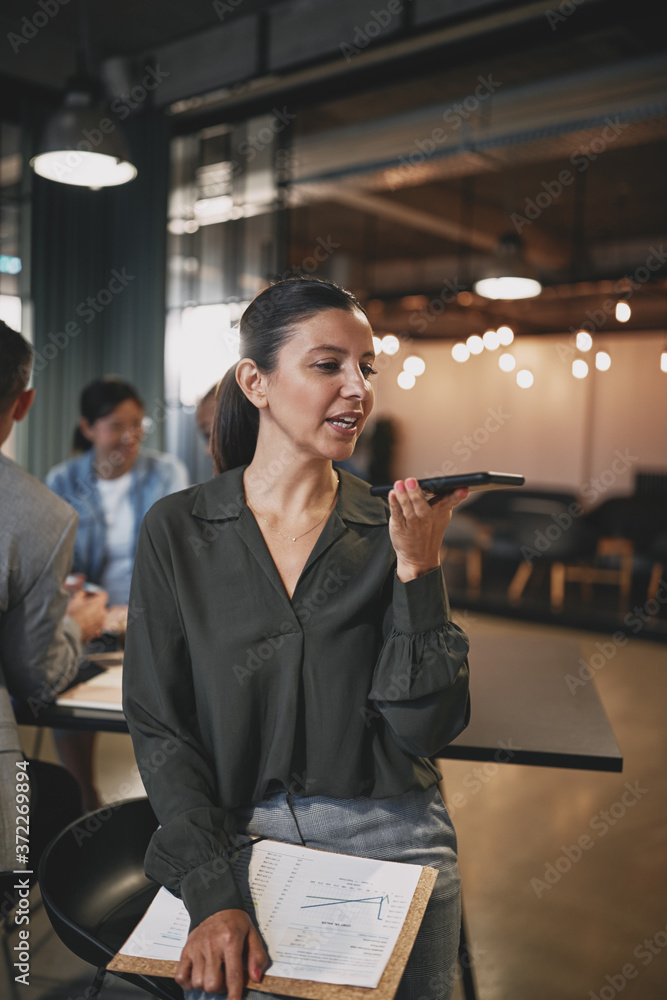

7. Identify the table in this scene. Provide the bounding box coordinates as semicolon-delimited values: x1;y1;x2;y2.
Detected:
16;634;623;771
444;633;623;772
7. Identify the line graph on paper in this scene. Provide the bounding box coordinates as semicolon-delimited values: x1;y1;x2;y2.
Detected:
301;892;390;920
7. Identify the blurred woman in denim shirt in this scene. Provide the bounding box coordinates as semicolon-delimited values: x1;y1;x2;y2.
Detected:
45;375;188;809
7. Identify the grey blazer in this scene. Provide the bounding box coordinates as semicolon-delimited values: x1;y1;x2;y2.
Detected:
0;454;81;871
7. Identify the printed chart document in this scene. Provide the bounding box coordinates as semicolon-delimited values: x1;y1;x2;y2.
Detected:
109;839;435;992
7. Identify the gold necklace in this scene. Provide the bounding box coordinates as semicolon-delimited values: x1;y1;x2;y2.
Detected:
246;472;339;542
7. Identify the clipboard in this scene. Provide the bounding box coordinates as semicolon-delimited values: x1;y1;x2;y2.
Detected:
107;840;438;1000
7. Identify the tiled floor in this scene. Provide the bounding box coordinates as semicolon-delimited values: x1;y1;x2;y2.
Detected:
3;613;666;1000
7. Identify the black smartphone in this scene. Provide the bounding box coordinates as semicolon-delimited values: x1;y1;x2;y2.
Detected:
369;471;525;498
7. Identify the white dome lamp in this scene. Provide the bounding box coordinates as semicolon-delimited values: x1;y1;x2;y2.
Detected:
31;2;137;191
31;73;137;189
474;233;542;301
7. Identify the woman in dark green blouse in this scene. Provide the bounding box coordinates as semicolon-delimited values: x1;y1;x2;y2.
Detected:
123;277;470;1000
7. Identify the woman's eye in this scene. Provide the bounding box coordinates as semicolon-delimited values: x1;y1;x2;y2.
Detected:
315;362;340;371
362;366;378;377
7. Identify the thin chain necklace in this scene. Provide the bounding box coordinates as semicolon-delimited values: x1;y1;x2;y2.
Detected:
246;472;340;542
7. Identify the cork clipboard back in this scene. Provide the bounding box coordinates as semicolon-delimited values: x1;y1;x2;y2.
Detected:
107;864;438;1000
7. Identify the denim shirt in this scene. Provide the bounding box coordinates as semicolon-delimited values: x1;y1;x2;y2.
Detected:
45;448;189;586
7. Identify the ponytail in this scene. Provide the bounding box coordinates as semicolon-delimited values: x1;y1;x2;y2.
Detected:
211;365;259;474
211;277;366;474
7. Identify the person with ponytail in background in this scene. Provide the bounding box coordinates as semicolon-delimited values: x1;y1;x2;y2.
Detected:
46;375;188;809
123;278;471;1000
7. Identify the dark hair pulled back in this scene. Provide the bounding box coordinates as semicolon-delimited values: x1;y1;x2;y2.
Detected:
74;376;144;452
211;277;367;474
0;321;33;412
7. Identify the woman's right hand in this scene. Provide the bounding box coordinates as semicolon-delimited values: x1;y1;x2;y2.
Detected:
175;908;269;998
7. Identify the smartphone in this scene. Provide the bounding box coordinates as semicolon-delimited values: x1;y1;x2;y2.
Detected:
369;471;525;498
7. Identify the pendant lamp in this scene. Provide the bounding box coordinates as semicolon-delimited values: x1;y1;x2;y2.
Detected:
30;2;137;189
474;233;542;300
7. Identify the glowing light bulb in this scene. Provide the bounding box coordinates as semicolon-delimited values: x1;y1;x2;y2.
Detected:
497;325;514;345
572;359;588;379
372;336;383;355
516;369;534;388
615;300;631;322
452;343;470;362
397;371;415;389
595;351;611;371
466;335;484;355
483;329;500;350
381;334;400;355
403;355;426;376
498;353;516;372
576;331;593;352
661;352;667;373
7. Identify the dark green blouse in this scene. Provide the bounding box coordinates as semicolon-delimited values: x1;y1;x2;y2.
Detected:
122;465;470;929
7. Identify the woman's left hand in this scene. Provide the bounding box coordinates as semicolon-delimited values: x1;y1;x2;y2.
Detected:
388;478;469;582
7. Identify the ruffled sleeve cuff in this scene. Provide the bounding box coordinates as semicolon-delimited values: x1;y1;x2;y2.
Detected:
391;565;450;633
180;859;246;929
368;567;469;703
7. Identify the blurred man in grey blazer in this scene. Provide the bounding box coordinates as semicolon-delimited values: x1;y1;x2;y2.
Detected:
0;321;106;878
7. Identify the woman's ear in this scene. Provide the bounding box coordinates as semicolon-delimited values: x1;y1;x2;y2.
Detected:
236;358;268;409
78;416;95;442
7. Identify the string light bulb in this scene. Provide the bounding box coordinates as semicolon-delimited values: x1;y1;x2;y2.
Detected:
466;334;484;355
576;331;593;351
615;299;631;322
403;355;426;376
381;334;399;355
499;353;516;372
452;343;470;362
595;351;611;371
572;359;589;379
397;371;415;389
497;325;514;345
516;369;534;388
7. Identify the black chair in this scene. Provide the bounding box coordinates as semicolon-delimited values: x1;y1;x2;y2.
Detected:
439;510;491;598
38;796;182;1000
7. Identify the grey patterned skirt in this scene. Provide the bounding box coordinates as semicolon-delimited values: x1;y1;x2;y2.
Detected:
184;782;461;1000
